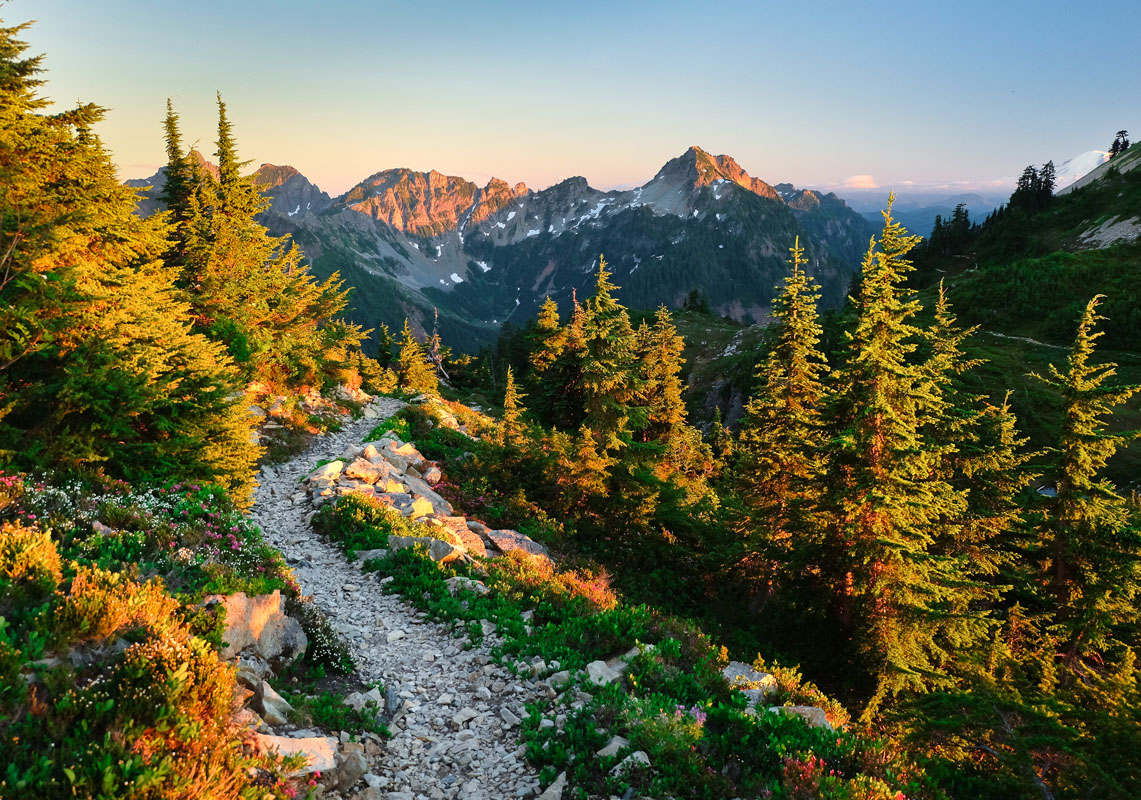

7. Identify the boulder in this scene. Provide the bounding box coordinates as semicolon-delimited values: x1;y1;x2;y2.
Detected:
403;475;454;515
466;519;491;537
609;750;650;777
254;733;337;776
387;534;463;564
343;687;384;712
309;460;345;482
445;576;490;597
362;443;384;463
340;444;364;462
402;497;436;519
486;529;549;559
723;661;778;696
205;590;306;671
344;457;383;484
387;440;421;458
423;465;443;485
537;772;566;800
254;680;294;726
336;749;369;792
379;453;410;474
355;548;388;563
596;735;629;758
586;660;622;686
248;405;268;419
768;705;833;730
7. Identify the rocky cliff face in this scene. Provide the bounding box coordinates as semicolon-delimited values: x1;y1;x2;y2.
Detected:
129;146;875;351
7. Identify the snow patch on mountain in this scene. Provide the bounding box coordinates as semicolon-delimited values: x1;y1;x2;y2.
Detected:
1054;150;1110;191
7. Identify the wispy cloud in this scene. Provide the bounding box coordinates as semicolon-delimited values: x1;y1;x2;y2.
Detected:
843;174;878;189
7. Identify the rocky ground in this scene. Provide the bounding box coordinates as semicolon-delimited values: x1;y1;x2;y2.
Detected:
249;397;550;800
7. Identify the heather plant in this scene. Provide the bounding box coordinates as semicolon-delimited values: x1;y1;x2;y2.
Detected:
0;532;299;800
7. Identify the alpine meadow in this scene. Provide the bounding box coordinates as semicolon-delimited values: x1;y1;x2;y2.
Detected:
1;5;1139;800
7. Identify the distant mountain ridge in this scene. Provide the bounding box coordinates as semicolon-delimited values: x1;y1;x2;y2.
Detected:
130;146;875;349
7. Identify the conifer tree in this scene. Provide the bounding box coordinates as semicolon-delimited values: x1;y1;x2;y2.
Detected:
922;285;1035;576
738;237;828;548
0;23;258;502
426;308;449;380
823;197;977;719
635;307;688;444
375;322;395;368
634;306;712;498
530;296;563;373
581;256;641;451
498;366;526;448
396;319;438;395
1031;296;1141;664
162;96;363;389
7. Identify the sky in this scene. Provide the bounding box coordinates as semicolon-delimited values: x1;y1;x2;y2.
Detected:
7;0;1138;199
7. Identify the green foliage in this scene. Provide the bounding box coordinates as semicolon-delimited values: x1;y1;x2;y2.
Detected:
278;686;388;738
1029;296;1141;660
737;237;828;571
395;318;439;395
0;25;259;504
163;96;368;393
312;492;451;558
0;511;297;800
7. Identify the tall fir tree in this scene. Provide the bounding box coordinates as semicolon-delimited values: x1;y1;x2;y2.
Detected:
580;256;641;452
823;197;979;719
634;306;712;499
498;366;526;449
737;237;829;550
162;96;364;389
922;284;1035;578
1031;295;1141;665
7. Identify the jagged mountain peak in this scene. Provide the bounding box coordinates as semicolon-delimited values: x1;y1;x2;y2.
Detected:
252;163;303;189
650;146;779;201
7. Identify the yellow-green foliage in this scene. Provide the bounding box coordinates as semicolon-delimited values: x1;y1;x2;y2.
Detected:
488;549;618;613
0;522;62;613
56;566;181;643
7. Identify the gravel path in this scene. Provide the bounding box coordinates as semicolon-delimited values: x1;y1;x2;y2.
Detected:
249;398;546;800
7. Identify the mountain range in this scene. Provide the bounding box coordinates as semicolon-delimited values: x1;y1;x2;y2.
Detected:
130;146;875;349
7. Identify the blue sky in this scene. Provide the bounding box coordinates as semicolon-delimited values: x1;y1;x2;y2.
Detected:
7;0;1138;197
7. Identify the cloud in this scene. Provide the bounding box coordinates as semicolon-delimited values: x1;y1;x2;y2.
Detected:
843;174;879;189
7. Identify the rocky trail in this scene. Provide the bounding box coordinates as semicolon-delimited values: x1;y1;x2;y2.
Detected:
249;397;548;800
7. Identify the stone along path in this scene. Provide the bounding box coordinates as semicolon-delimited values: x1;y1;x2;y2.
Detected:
250;398;546;800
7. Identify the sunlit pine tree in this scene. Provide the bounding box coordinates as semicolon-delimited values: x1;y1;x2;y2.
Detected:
737;237;829;552
823;196;975;720
1031;295;1141;666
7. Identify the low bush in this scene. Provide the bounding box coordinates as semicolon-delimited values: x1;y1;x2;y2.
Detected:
0;531;299;799
312;493;453;557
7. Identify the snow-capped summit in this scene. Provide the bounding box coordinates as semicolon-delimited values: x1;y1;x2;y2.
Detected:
1053;150;1110;192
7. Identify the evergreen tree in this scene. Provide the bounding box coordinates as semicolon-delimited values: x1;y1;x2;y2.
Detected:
634;306;712;498
921;285;1036;589
498;366;526;448
374;322;395;368
580;256;641;452
737;237;829;549
823;197;979;719
396;319;438;395
0;23;258;502
530;296;562;373
1031;295;1141;665
162;96;363;389
528;293;586;430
